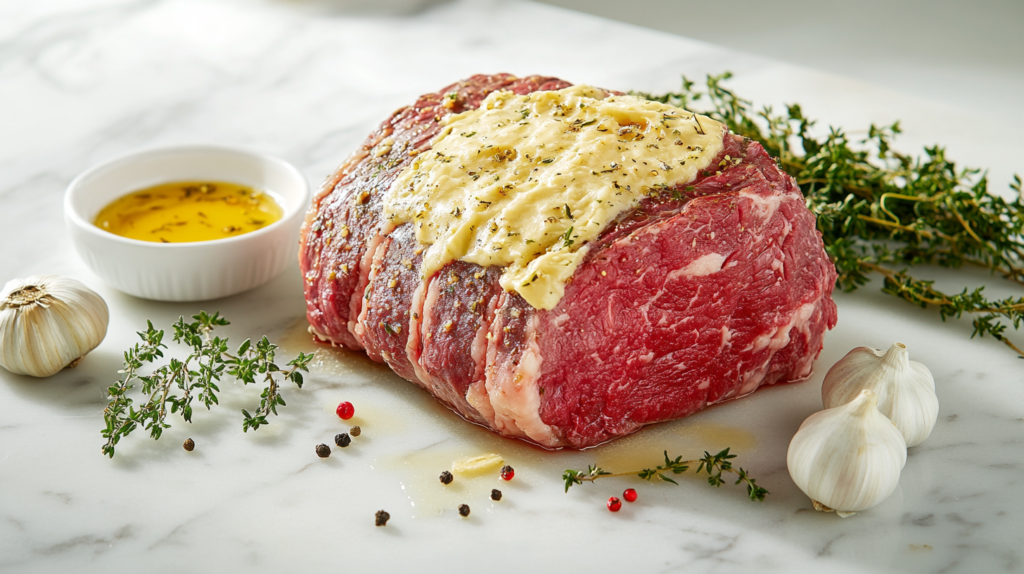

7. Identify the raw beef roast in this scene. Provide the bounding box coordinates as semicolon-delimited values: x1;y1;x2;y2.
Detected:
299;74;838;449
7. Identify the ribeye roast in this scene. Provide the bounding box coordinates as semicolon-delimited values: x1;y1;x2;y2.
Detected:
300;74;837;449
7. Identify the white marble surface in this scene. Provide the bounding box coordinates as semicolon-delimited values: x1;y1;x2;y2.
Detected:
538;0;1024;119
1;1;1023;572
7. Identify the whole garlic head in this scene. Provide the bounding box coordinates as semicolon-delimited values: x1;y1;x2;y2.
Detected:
788;389;907;516
0;275;109;377
822;343;938;447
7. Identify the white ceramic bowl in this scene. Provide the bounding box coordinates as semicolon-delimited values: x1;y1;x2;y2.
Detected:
64;145;309;301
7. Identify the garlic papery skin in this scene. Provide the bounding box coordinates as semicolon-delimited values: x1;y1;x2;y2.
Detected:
0;275;109;378
788;389;907;516
822;343;938;447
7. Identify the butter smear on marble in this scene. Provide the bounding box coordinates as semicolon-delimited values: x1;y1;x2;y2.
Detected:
384;85;725;309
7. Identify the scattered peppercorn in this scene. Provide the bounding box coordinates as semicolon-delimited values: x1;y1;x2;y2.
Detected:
491;489;502;501
336;401;355;420
375;510;390;527
183;438;195;452
607;496;622;512
335;433;351;447
500;465;515;481
439;470;454;485
623;488;638;503
350;425;361;437
315;444;331;458
458;504;471;517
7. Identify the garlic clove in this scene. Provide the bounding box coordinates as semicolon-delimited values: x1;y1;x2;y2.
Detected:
0;275;109;378
822;343;938;447
788;389;907;515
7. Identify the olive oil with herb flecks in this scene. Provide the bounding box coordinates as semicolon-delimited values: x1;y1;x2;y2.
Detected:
93;181;283;243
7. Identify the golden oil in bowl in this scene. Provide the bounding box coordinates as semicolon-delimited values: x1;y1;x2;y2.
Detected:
93;181;283;243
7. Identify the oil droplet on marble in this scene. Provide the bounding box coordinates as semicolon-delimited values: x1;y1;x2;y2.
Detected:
278;319;759;514
380;447;509;517
593;421;758;472
276;318;394;383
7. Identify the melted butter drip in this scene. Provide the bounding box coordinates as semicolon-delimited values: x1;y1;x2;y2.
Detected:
593;422;758;472
385;85;726;310
278;317;760;518
379;447;519;517
373;417;758;518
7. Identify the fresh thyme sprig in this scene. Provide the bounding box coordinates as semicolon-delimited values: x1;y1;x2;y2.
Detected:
636;73;1024;357
563;448;768;502
101;312;314;458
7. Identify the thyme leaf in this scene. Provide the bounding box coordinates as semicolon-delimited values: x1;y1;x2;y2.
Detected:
100;312;314;458
562;226;575;248
636;73;1024;357
563;448;768;502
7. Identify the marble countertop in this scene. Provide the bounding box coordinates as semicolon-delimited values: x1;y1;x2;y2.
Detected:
1;1;1022;572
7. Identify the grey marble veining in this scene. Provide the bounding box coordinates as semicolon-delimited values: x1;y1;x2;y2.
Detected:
1;1;1022;572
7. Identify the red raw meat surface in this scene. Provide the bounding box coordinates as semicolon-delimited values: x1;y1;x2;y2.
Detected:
299;74;837;448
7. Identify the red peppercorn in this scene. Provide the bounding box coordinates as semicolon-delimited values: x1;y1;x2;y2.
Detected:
336;401;355;420
500;465;515;481
607;496;622;512
623;488;638;503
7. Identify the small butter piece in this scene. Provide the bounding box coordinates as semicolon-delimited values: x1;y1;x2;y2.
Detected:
452;453;504;475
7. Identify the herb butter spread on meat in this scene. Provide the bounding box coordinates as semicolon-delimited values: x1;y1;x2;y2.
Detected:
299;74;838;449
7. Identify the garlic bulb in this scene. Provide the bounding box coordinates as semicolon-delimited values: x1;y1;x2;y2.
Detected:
788;389;907;516
0;275;109;377
822;343;938;447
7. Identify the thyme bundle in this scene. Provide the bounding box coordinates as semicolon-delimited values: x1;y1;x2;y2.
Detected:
636;73;1024;357
101;312;313;458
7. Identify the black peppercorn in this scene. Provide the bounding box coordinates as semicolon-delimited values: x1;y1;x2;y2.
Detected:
375;510;390;527
335;433;351;447
350;426;361;437
315;443;331;458
183;438;195;452
439;470;454;485
458;504;470;517
491;489;502;501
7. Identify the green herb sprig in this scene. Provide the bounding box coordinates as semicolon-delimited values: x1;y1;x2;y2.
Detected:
562;225;575;248
636;73;1024;356
563;448;768;502
101;312;314;458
